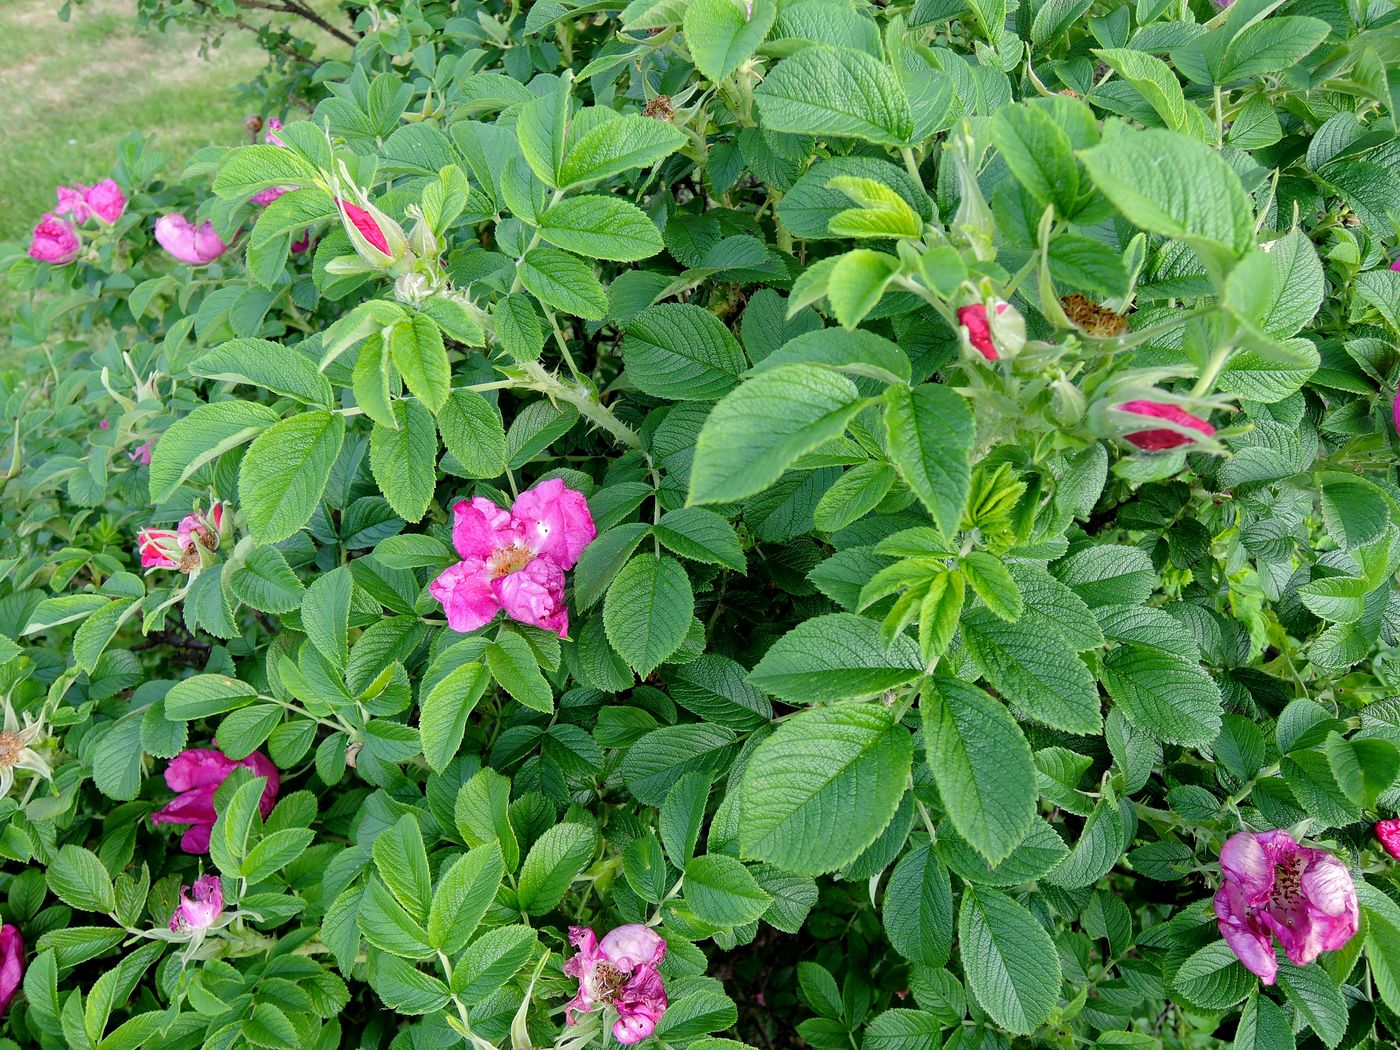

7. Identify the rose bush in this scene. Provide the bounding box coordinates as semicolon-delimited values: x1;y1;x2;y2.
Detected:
2;0;1400;1047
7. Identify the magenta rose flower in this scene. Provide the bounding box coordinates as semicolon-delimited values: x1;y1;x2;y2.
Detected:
1116;399;1215;451
55;184;92;224
28;214;80;264
1391;258;1400;272
154;214;231;266
128;440;154;466
84;179;127;224
957;302;1007;361
0;925;21;1018
250;186;288;207
429;479;596;639
564;924;668;1045
1214;830;1359;984
169;873;224;932
1377;819;1400;859
151;747;280;854
265;116;285;147
136;503;228;572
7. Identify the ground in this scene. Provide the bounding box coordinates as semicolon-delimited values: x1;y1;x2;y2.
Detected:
0;0;342;241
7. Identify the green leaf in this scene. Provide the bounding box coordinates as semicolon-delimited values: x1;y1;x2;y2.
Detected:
756;46;914;145
370;400;438;522
486;633;554;714
1170;940;1254;1011
962;609;1101;734
453;924;538;1003
193;339;333;407
539;195;664;261
239;410;346;545
419;662;490;773
149;400;278;503
427;842;505;955
1079;129;1253;270
437;389;508;479
1100;642;1222;746
990;104;1080;215
665;653;772;729
961;552;1023;622
882;844;954;968
1359;881;1400;1018
654;507;746;571
517;822;599;915
1276;959;1347;1047
689;365;863;504
748;612;923;702
228;547;305;614
623;723;739;806
958;886;1061;1035
558;114;687;189
1095;49;1189;134
390;315;451;413
922;678;1036;865
603;553;695;676
372;815;433;923
1235;993;1294;1050
684;0;776;84
862;1010;944;1050
739;702;913;876
813;462;896;533
827;249;901;329
47;846;115;913
303;565;352;670
165;674;258;720
623;304;748;401
518;246;608;320
1323;732;1400;810
684;854;772;927
883;384;973;541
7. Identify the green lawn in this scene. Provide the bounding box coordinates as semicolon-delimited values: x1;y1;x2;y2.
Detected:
0;0;344;242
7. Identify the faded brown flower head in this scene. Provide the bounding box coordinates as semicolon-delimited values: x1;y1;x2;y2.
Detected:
244;114;265;136
1062;293;1130;337
643;95;674;121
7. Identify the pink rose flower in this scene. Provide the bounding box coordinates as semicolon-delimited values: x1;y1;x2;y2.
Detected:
169;873;224;932
250;186;287;207
136;503;227;572
28;214;80;265
1377;819;1400;859
0;925;21;1018
429;479;596;639
338;198;392;257
265;116;285;147
957;302;1008;361
1391;258;1400;272
98;419;111;430
128;441;153;466
1214;830;1358;984
154;214;231;266
291;232;313;254
151;747;279;854
84;179;127;224
1116;399;1215;451
55;184;92;224
564;924;668;1045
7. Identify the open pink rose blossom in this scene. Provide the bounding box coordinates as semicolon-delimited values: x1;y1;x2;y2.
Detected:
151;747;279;854
564;924;668;1045
169;874;224;932
154;214;231;266
0;925;20;1018
28;215;80;264
1214;830;1358;984
128;440;154;466
137;503;226;571
55;179;126;225
957;302;1008;361
429;479;595;639
1116;399;1215;451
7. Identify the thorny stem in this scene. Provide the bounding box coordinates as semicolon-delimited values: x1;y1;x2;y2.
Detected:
517;361;640;449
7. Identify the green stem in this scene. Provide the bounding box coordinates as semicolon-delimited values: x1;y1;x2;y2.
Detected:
1191;341;1235;398
517;361;640;449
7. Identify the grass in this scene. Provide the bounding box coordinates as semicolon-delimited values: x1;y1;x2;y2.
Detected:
0;0;345;242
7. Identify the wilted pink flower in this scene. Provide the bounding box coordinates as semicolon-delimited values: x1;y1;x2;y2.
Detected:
1214;830;1358;984
958;302;1008;361
169;873;224;932
28;214;80;264
564;924;668;1045
0;925;20;1018
1116;400;1215;451
430;479;596;639
55;184;91;223
250;186;287;207
84;179;127;224
151;747;279;854
265;116;285;147
154;214;230;266
136;503;228;572
128;441;153;466
1377;819;1400;859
